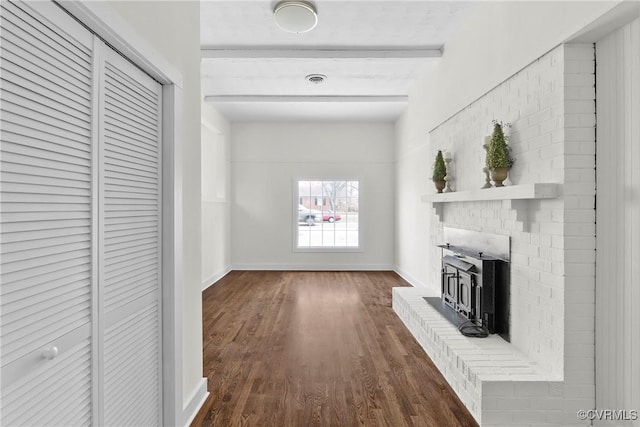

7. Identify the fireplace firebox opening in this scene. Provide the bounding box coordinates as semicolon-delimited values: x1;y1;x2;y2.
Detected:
425;227;510;341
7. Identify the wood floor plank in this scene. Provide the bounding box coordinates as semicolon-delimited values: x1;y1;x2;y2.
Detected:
192;271;478;427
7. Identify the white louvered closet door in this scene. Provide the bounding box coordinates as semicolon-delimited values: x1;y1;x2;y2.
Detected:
1;1;163;425
98;43;163;427
0;1;95;425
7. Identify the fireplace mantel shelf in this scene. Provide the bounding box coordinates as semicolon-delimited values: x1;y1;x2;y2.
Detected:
422;183;559;203
422;183;561;230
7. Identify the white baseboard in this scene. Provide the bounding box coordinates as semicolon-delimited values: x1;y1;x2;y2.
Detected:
393;267;426;288
202;266;232;291
231;263;394;271
182;377;208;427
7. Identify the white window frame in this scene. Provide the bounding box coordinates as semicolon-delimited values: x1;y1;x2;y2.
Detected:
293;177;363;253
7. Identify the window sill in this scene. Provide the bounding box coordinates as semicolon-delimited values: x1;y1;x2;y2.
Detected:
294;246;363;253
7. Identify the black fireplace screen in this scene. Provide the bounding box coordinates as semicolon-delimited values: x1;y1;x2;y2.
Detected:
441;255;476;319
431;244;510;340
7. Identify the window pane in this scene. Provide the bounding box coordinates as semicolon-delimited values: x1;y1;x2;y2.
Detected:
298;228;310;246
296;180;359;249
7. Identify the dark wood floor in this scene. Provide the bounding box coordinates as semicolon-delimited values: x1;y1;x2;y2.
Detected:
191;271;478;427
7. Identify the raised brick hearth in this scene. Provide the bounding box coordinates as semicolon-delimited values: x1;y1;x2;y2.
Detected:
393;288;563;426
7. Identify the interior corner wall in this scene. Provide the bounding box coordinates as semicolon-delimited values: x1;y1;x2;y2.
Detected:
394;85;433;286
230;122;395;270
101;0;204;417
201;101;231;289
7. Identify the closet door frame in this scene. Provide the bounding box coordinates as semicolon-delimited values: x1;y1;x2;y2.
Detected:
59;2;185;425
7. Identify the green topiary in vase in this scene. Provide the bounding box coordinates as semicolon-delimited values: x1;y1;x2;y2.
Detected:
486;121;515;187
433;150;447;193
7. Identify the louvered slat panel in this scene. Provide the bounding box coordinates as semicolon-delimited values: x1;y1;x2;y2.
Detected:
1;217;90;233
104;302;160;427
103;80;158;121
0;1;92;85
105;248;157;271
105;267;157;295
106;277;157;313
102;223;157;236
2;121;92;156
0;225;89;243
1;110;91;145
104;106;158;141
104;131;158;159
3;275;90;317
105;216;157;228
1;201;91;213
104;87;157;121
105;229;157;245
2;268;90;306
595;18;640;420
2;339;92;427
2;80;91;123
104;253;157;280
0;64;90;116
104;177;158;193
105;146;158;170
1;239;90;265
2;90;91;131
104;161;158;182
0;1;94;424
1;231;90;254
3;292;90;363
100;44;162;424
104;154;158;177
104;189;157;200
2;170;91;190
104;63;158;117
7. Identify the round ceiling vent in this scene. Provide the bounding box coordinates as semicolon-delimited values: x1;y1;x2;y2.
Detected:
274;1;318;34
306;74;326;84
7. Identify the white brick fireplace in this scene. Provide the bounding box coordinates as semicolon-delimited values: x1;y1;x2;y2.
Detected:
394;43;596;426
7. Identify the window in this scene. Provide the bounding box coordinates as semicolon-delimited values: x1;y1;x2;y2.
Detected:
296;180;360;249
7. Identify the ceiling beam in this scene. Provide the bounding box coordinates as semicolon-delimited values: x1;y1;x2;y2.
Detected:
201;47;442;59
204;95;408;103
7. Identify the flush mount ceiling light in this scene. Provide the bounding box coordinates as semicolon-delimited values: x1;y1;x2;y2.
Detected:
274;1;318;34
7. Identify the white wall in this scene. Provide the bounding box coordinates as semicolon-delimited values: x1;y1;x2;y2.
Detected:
201;101;231;289
395;0;617;289
101;0;204;418
595;18;640;427
420;1;619;133
231;123;395;270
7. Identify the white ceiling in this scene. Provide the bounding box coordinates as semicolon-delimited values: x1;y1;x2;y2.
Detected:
200;1;472;122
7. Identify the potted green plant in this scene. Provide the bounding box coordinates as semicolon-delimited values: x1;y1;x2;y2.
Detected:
486;121;515;187
433;150;447;193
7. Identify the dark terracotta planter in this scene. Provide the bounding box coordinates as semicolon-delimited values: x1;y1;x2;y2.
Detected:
433;179;446;193
490;167;510;187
